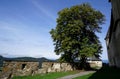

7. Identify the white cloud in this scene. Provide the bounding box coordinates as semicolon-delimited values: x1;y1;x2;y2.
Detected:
0;20;59;59
31;0;56;21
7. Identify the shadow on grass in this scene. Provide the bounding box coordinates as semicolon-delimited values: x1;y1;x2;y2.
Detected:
88;64;120;79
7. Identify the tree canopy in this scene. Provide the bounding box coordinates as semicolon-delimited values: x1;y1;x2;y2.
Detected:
50;3;105;64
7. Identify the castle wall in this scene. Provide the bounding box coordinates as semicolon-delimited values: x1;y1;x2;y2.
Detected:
0;60;103;79
106;0;120;68
0;61;74;79
0;61;39;79
35;62;74;74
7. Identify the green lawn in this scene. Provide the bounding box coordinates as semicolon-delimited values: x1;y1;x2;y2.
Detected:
74;65;120;79
12;71;79;79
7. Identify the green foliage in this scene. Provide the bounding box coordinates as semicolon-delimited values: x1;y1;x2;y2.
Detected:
50;3;105;64
12;71;78;79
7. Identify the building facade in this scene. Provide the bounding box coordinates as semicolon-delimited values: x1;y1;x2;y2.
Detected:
105;0;120;67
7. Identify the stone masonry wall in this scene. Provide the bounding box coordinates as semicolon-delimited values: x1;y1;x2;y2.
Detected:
0;61;39;79
35;62;74;74
0;61;74;79
106;0;120;68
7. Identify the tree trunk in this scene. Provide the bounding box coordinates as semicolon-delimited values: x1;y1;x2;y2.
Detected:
80;55;87;70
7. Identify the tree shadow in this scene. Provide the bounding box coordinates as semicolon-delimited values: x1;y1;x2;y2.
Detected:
88;63;120;79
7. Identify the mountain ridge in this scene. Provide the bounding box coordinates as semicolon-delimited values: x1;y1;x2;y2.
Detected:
0;55;57;67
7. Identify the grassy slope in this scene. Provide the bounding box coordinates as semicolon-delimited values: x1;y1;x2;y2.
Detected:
74;65;120;79
12;71;79;79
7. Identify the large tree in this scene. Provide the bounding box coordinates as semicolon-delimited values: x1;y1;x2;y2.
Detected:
50;3;105;68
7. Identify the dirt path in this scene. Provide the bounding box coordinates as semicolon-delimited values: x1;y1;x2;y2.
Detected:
57;71;95;79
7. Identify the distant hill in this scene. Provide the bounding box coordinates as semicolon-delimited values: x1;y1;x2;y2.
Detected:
0;55;57;67
4;57;48;62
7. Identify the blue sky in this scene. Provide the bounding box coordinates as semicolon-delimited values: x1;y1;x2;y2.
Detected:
0;0;111;60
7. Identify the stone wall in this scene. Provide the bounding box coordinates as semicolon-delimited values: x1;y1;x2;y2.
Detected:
106;25;120;67
106;0;120;68
0;61;39;79
35;62;74;74
0;61;74;79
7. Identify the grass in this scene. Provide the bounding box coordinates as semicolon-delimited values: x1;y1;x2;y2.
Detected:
74;64;120;79
12;70;79;79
